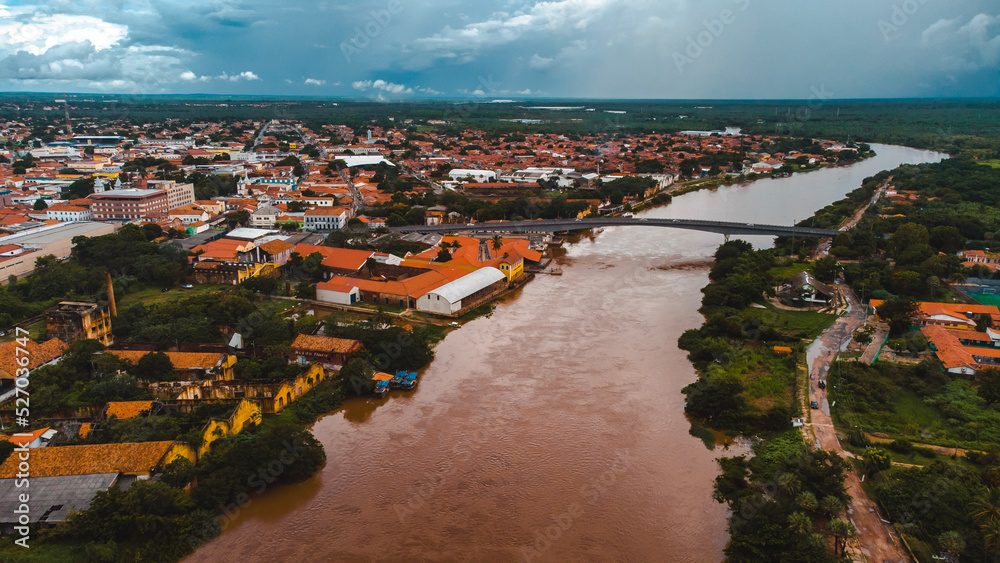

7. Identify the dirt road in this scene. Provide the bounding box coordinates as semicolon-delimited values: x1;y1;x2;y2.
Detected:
804;283;911;563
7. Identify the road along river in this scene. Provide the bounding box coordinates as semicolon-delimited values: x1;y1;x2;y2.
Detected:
188;144;944;563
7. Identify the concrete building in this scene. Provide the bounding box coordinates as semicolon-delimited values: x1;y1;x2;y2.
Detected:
0;222;115;282
88;188;169;222
45;302;114;346
416;267;507;316
45;204;92;222
147;180;195;211
250;204;280;228
304;206;350;231
449;169;497;183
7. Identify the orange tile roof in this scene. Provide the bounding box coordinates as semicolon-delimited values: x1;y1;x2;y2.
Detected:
105;400;156;420
0;441;177;478
105;350;226;370
0;338;67;379
0;427;50;447
258;239;294;254
78;423;92;439
292;244;373;271
291;334;362;354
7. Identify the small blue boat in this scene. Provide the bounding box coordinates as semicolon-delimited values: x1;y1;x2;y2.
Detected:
390;370;418;390
374;380;390;397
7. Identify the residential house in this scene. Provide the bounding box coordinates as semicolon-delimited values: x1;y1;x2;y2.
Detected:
291;334;363;367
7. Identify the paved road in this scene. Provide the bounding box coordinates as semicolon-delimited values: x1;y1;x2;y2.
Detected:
804;283;910;563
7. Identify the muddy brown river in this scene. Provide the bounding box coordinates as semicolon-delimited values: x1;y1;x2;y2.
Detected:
188;145;944;562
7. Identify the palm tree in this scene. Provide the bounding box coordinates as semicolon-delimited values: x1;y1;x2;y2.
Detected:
788;511;812;536
490;234;503;256
828;519;856;558
981;518;1000;563
972;488;1000;562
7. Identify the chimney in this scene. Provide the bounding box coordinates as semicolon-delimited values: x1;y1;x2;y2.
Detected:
106;271;117;317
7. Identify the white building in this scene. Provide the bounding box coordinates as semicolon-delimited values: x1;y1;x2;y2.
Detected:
46;204;92;222
250;205;280;228
316;282;360;305
304;207;350;231
449;169;497;183
416;267;507;316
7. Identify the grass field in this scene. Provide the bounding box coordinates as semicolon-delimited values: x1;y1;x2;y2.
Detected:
117;283;231;307
978;159;1000;169
969;292;1000;307
745;303;838;340
768;262;811;280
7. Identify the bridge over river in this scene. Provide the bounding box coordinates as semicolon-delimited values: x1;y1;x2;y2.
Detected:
389;217;840;238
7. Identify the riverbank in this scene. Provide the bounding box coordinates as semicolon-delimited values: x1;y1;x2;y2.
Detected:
184;144;945;562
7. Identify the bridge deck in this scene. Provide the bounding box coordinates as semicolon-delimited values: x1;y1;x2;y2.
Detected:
388;218;839;238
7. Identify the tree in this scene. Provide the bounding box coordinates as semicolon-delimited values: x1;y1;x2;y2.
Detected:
979;368;1000;405
938;531;964;563
33;198;48;210
811;255;840;284
863;448;891;476
133;352;175;382
490;234;503;254
788;511;813;536
829;519;856;557
890;222;930;257
819;495;844;518
436;248;452;262
875;296;919;335
796;491;818;512
227;209;250;228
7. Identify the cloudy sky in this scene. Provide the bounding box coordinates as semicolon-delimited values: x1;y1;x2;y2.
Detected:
0;0;997;99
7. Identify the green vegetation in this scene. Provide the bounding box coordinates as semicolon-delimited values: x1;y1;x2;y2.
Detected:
713;431;850;562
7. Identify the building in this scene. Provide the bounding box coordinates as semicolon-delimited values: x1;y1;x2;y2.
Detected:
147;180;195;211
155;364;328;414
921;325;1000;376
0;338;67;402
0;441;194;530
784;272;836;305
0;221;115;281
250;204;281;228
315;282;360;305
416;267;507;316
45;203;92;222
168;204;210;224
88;188;169;222
45;301;113;346
103;350;237;380
196;399;260;458
449;169;497;183
290;334;363;367
872;300;1000;330
303;206;350;231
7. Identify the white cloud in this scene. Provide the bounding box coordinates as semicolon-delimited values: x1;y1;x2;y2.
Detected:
304;77;325;86
0;11;127;56
412;0;617;58
219;70;260;81
922;13;1000;71
352;78;414;94
528;54;554;69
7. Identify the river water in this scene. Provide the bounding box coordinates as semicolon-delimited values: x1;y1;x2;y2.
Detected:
188;144;944;563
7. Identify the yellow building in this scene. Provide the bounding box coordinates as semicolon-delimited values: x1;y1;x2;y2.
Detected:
497;252;524;282
165;363;329;414
45;302;113;346
197;399;261;458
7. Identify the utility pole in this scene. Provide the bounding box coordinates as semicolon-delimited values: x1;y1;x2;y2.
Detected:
62;94;72;135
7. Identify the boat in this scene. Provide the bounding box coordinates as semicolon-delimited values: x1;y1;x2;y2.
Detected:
391;370;418;390
374;380;390;397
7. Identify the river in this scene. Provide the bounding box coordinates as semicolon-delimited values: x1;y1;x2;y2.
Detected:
188;144;944;563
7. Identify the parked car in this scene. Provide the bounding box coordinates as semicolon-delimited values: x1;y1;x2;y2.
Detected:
810;400;819;409
180;284;194;289
818;380;826;389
